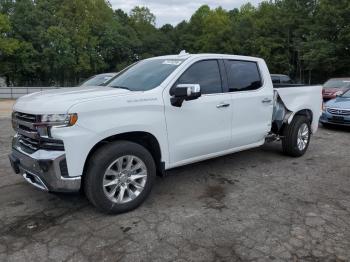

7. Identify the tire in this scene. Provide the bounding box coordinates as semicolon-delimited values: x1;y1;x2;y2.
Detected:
282;115;311;157
84;140;156;214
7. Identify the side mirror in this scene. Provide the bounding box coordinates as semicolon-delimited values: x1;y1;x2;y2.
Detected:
171;84;201;107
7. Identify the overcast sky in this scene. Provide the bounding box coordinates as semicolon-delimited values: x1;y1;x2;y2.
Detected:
109;0;263;27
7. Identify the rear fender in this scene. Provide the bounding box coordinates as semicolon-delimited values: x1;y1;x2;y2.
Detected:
274;86;322;133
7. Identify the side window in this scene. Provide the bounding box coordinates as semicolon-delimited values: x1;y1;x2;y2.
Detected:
176;60;222;95
225;60;262;92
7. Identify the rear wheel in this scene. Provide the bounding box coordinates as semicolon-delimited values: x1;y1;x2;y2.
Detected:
84;141;156;214
282;115;311;157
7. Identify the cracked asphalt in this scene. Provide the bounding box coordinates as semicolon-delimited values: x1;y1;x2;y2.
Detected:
0;109;350;261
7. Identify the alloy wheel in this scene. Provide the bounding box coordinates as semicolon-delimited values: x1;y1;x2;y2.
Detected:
102;155;147;204
297;123;310;151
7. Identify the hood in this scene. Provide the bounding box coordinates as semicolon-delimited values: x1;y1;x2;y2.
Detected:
326;96;350;109
323;88;341;93
323;87;350;94
14;86;132;114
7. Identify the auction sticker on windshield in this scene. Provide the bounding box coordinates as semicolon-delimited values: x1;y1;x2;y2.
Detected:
162;60;183;66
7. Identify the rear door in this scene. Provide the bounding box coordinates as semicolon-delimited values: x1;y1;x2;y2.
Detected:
224;60;273;148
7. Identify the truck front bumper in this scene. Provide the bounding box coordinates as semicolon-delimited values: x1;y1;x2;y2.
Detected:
9;136;81;193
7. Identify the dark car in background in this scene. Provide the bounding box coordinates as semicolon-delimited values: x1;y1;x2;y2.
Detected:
322;78;350;101
320;89;350;127
79;73;118;87
271;74;293;84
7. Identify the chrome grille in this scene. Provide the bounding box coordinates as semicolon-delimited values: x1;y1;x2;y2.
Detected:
14;112;39;123
18;135;39;152
12;111;64;153
327;108;350;116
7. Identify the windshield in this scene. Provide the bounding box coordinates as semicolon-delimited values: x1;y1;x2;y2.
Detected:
324;79;350;89
80;74;116;87
341;89;350;98
107;59;184;91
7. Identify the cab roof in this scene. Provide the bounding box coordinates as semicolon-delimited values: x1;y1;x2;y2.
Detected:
149;51;263;62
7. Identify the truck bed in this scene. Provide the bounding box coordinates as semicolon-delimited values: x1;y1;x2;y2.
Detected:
273;83;312;88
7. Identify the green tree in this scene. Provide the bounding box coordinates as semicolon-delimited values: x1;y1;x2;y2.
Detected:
1;0;349;86
0;13;19;55
130;6;156;26
129;6;174;59
301;0;350;82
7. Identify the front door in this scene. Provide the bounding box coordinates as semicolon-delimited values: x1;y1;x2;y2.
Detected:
164;59;232;166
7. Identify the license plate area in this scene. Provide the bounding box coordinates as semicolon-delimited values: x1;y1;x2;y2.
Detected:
332;116;344;122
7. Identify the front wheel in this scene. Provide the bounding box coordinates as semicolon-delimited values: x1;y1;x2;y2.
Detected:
282;115;311;157
84;141;156;214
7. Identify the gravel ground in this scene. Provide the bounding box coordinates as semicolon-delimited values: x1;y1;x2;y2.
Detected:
0;100;15;118
0;113;349;261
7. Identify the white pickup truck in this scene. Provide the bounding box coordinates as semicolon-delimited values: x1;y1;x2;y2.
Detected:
9;53;322;213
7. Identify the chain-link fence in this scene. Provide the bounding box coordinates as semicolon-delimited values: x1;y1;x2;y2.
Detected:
0;87;61;99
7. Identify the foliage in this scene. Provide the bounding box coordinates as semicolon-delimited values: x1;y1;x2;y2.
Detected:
0;0;349;86
0;13;19;55
130;6;156;26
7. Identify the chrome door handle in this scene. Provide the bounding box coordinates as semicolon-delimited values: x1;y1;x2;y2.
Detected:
216;103;230;108
262;98;272;103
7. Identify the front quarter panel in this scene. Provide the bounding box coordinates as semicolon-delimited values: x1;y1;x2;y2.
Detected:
51;91;168;178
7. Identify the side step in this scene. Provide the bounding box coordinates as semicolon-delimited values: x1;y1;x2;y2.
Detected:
265;133;282;143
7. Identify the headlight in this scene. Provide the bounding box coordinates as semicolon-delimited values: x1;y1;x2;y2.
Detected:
40;113;78;127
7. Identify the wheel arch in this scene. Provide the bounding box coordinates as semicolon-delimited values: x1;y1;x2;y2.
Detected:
82;131;164;180
293;109;313;123
277;109;313;136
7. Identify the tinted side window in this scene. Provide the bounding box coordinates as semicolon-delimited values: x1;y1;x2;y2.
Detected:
225;60;262;92
176;60;222;94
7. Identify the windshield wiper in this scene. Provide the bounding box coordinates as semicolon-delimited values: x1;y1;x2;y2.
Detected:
109;86;131;91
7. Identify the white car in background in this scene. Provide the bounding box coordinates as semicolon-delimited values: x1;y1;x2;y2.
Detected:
80;73;118;87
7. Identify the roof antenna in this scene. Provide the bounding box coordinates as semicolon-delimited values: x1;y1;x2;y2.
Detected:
179;50;189;55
